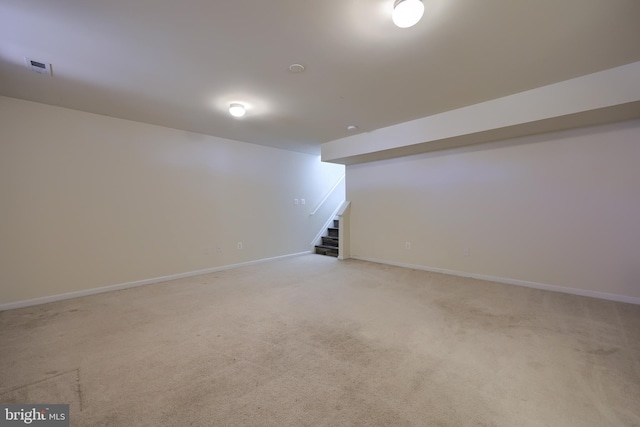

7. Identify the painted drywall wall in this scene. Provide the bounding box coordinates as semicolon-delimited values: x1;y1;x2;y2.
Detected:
0;96;344;306
346;120;640;300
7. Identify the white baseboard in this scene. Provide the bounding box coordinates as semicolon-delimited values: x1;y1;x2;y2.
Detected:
0;251;311;312
350;256;640;305
6;252;637;311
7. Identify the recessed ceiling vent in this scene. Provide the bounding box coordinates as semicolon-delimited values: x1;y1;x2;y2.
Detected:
25;57;52;76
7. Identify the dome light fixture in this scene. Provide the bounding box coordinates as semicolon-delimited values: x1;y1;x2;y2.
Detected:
392;0;425;28
229;103;246;118
288;63;305;73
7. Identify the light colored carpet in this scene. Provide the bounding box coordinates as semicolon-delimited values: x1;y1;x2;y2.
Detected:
1;255;639;426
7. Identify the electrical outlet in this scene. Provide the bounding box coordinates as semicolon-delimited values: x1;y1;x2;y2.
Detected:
294;199;299;205
300;199;305;205
464;248;470;256
405;242;411;250
237;242;243;250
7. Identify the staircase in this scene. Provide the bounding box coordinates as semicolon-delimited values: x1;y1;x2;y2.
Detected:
315;219;339;257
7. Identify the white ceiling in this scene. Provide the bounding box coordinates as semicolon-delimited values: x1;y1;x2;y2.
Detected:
1;0;640;155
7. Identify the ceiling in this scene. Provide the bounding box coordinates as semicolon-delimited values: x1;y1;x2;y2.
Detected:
1;0;640;155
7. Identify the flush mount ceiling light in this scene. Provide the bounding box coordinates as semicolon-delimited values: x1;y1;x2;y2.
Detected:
229;103;246;118
392;0;425;28
288;63;305;73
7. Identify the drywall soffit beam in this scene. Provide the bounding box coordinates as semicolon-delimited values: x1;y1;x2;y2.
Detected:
321;61;640;165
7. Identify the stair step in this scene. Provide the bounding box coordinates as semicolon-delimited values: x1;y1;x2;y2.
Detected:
333;219;339;228
315;245;339;257
321;236;339;247
327;227;339;237
316;244;339;250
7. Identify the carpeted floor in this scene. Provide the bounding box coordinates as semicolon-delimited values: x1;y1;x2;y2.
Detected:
1;255;639;426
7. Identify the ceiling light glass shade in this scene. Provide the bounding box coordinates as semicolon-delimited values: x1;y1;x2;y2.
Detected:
392;0;425;28
229;103;246;117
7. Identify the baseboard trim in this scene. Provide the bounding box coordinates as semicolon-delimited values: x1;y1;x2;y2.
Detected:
0;251;311;311
350;256;640;305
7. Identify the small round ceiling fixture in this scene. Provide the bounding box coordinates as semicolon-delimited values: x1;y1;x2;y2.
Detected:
288;63;305;73
392;0;425;28
347;125;358;131
229;103;246;118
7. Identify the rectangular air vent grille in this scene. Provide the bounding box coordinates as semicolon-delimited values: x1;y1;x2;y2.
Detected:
25;57;52;75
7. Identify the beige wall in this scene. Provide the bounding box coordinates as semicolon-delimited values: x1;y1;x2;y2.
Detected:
346;120;640;301
0;96;344;306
